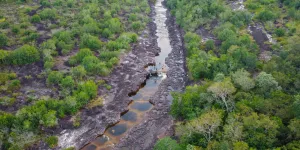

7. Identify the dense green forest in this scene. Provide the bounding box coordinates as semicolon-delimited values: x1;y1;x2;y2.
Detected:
0;0;150;149
155;0;300;149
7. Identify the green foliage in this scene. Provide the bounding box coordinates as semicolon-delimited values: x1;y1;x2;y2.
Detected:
2;45;40;65
77;80;97;99
154;137;181;150
242;112;279;149
230;11;252;27
255;72;279;94
40;0;51;6
39;8;57;20
82;23;100;35
0;111;15;129
0;0;150;149
205;40;215;51
292;96;300;118
99;51;120;61
0;96;16;106
54;31;74;55
11;25;20;34
231;69;255;91
31;15;41;23
165;0;300;149
184;32;201;56
105;18;123;34
256;10;277;22
71;65;86;80
69;48;93;65
102;28;112;38
60;76;75;90
80;34;102;50
0;21;9;29
233;141;249;150
170;83;214;120
0;33;8;47
82;56;109;76
45;136;58;148
0;50;10;64
166;0;225;31
131;21;143;31
47;71;63;85
208;78;236;112
275;28;285;37
176;109;224;146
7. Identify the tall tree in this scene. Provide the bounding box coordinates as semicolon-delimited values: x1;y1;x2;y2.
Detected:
231;69;255;91
185;109;223;142
208;78;236;112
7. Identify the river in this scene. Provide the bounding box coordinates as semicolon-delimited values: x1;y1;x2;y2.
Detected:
81;0;174;149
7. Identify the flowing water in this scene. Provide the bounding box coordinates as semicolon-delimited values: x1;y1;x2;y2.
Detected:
82;0;172;149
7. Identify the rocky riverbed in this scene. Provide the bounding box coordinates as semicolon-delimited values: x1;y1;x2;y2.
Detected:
55;0;187;149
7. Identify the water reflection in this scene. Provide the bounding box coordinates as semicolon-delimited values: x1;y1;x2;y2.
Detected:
131;102;152;111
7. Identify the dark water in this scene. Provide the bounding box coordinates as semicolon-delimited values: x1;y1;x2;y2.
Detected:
82;0;172;149
131;102;153;111
107;124;127;136
121;111;137;122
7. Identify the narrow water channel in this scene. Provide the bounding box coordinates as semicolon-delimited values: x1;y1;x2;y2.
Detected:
82;0;172;149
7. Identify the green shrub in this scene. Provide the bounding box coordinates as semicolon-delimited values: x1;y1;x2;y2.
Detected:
71;65;86;80
31;15;41;23
60;76;75;90
106;41;122;51
275;28;285;37
40;0;51;6
67;0;76;7
128;13;138;22
11;25;20;34
77;80;98;99
0;112;15;128
99;51;120;61
102;28;112;38
47;71;63;85
82;23;101;34
8;79;21;91
76;91;90;106
154;137;181;150
22;32;39;43
80;34;103;50
105;18;122;34
8;45;40;65
0;50;10;64
0;96;16;106
63;147;75;150
39;8;57;20
0;33;8;47
0;21;9;29
256;10;277;22
45;136;58;148
69;48;93;65
131;21;143;31
44;61;54;70
205;40;215;51
82;56;102;74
